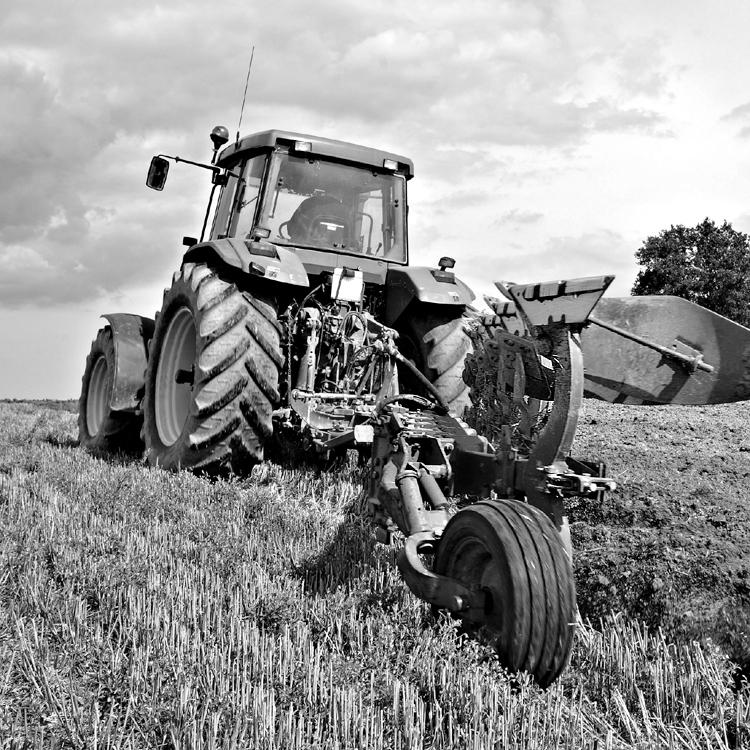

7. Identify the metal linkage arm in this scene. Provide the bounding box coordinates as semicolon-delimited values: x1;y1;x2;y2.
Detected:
397;532;485;615
367;405;491;614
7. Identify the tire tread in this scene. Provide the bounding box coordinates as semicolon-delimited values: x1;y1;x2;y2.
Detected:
142;263;281;473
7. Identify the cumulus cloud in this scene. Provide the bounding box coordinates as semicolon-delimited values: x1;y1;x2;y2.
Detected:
493;209;544;226
722;102;750;138
423;189;496;217
0;0;673;309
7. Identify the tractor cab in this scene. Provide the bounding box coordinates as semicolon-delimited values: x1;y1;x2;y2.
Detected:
209;130;412;264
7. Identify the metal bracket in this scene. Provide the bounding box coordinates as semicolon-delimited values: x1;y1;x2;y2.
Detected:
397;532;486;615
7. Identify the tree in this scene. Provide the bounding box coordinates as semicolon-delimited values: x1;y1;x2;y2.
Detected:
632;218;750;326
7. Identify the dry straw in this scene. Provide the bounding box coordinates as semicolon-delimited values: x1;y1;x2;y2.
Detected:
0;403;747;748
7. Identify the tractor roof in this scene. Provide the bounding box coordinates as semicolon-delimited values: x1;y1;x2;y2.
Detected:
216;129;414;178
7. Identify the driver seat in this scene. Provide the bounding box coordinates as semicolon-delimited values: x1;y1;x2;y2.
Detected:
287;195;350;245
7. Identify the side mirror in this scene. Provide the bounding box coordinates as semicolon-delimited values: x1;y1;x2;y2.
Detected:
146;156;170;191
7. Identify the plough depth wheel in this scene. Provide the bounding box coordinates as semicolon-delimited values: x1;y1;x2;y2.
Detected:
435;499;576;687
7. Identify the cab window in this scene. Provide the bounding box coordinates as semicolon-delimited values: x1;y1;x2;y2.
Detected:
256;152;407;262
231;155;266;237
209;153;267;240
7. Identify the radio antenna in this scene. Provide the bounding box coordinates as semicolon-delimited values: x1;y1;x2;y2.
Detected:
236;45;255;145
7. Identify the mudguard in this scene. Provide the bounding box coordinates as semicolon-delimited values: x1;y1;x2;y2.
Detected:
385;266;475;325
184;237;309;287
101;313;155;412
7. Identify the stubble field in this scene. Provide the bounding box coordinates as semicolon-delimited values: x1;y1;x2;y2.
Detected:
0;399;748;748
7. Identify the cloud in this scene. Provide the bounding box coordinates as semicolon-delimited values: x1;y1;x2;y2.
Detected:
614;39;674;98
534;229;639;296
0;0;674;309
722;101;750;138
0;60;89;241
494;209;544;226
460;228;639;303
422;189;496;218
0;54;203;307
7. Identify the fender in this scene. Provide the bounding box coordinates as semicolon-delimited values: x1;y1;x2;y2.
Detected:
101;313;155;412
385;266;475;326
184;237;309;287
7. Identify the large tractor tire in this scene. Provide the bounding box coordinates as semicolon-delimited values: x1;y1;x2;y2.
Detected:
435;499;576;688
398;305;473;417
78;327;143;454
142;262;282;473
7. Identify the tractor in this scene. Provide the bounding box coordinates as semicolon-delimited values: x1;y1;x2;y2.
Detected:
78;126;750;687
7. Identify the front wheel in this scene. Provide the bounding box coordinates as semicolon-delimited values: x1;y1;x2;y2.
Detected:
142;262;282;473
435;499;576;687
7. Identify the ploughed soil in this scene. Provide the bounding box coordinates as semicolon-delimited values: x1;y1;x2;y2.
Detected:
570;398;750;677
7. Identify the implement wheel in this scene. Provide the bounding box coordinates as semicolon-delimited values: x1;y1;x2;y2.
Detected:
435;499;575;687
78;327;143;454
142;262;282;473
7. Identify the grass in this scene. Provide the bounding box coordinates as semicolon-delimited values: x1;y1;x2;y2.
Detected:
0;402;748;748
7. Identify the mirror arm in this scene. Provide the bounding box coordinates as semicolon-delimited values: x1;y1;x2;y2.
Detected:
158;155;243;180
158;154;220;175
152;155;244;241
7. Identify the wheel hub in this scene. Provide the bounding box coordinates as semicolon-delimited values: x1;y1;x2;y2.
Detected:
155;306;196;446
86;355;108;436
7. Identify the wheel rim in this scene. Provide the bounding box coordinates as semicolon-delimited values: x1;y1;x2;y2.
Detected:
155;306;196;446
86;355;109;436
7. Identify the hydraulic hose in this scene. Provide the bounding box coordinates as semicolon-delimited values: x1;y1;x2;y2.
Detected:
392;351;451;414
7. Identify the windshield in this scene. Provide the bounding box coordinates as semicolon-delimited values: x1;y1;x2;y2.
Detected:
255;152;407;262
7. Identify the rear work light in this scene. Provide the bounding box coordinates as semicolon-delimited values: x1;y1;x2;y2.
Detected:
294;140;312;152
383;158;398;171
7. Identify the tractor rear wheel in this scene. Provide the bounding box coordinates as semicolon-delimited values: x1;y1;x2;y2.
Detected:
435;499;575;687
398;305;473;417
142;262;282;473
78;327;143;454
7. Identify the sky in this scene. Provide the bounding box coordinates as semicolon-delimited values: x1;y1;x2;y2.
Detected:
1;0;750;398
